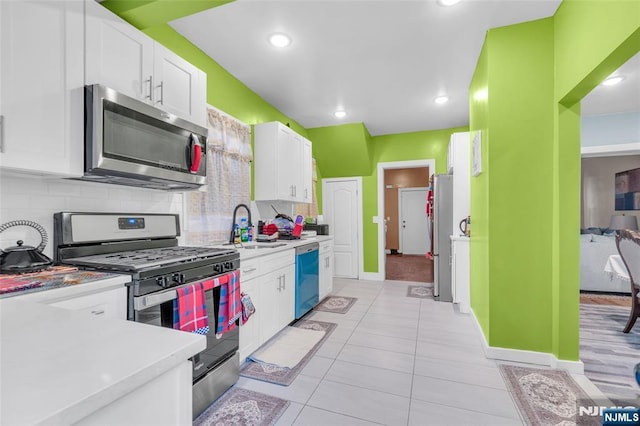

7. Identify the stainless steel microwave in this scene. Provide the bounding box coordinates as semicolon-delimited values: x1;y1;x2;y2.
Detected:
81;84;207;190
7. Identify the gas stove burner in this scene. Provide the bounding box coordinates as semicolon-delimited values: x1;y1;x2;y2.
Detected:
64;246;236;271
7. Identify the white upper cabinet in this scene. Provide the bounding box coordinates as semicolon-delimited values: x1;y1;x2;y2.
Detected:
254;121;313;203
301;138;313;203
152;44;207;127
0;0;84;177
85;0;207;128
85;0;154;102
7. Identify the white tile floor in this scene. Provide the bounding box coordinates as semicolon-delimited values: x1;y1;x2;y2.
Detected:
233;278;604;425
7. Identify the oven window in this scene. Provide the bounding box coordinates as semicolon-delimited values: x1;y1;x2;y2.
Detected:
136;300;175;327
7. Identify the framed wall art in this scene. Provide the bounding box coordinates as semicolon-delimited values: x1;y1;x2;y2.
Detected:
615;167;640;210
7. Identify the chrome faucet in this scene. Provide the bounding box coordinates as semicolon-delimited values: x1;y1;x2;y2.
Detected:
229;204;253;243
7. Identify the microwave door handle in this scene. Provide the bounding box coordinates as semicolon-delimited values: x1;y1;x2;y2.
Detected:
189;134;202;173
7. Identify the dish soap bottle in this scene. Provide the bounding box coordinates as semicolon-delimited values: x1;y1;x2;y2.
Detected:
240;217;249;243
233;224;240;244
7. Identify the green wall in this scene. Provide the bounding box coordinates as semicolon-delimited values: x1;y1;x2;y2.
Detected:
307;123;373;178
469;18;556;354
469;0;640;361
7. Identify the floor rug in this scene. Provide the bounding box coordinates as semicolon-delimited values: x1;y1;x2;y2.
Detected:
313;296;357;314
499;364;601;426
240;320;337;386
407;285;434;299
249;326;326;368
193;387;289;426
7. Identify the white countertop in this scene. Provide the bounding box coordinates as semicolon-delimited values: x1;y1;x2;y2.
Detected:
6;272;131;303
0;298;206;425
450;235;470;242
219;235;334;261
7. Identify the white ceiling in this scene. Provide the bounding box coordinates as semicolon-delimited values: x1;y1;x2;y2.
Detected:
581;51;640;116
171;0;637;135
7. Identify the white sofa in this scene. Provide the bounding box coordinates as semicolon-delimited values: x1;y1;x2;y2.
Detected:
580;233;630;293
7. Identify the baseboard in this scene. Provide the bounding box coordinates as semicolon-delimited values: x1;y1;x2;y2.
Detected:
470;308;585;374
360;272;384;281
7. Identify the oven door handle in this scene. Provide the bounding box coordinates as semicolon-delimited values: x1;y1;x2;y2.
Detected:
134;289;178;310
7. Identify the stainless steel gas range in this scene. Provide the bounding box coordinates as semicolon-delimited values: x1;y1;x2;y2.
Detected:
53;212;240;419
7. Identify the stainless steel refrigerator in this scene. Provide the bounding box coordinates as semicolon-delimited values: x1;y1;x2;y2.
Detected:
433;174;453;302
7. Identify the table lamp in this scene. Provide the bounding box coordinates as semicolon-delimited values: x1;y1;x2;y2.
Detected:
609;214;639;232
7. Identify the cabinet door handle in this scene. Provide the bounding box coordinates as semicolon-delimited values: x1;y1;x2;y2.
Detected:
145;75;153;101
90;309;105;316
277;275;282;291
243;267;257;274
157;81;164;105
0;115;4;153
282;274;286;290
305;188;308;199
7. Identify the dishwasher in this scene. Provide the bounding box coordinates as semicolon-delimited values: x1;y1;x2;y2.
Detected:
295;242;320;319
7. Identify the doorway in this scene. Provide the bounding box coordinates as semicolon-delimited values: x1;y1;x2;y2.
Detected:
577;51;640;403
322;177;362;279
378;160;436;282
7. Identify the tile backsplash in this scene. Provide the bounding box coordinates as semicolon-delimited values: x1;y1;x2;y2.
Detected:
0;175;184;259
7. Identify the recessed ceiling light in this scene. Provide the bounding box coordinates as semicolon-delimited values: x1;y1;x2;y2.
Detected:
601;75;624;86
437;0;461;6
333;110;347;118
434;96;449;105
268;33;291;48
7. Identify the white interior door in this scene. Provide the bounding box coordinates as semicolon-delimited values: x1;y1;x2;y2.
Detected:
323;179;359;279
399;188;429;255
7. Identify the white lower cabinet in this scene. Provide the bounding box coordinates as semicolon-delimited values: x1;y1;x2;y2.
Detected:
238;276;262;361
451;236;470;314
76;361;192;425
50;286;127;320
12;279;129;320
319;240;334;300
239;250;295;362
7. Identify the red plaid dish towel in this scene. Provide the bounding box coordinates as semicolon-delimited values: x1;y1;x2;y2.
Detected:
173;283;209;335
203;270;242;338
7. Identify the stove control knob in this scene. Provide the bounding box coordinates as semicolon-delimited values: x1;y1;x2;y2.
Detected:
156;276;168;288
172;273;185;284
224;261;232;270
213;264;222;274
